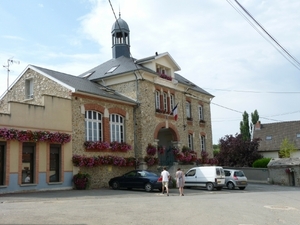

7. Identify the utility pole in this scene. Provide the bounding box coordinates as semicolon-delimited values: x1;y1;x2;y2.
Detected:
3;57;20;90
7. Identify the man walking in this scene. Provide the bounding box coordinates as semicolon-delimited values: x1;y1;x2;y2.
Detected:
161;167;170;196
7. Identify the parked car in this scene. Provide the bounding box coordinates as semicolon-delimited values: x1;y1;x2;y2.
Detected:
184;166;225;191
224;169;248;190
108;170;162;192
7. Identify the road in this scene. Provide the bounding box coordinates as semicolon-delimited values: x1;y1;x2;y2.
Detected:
0;183;299;225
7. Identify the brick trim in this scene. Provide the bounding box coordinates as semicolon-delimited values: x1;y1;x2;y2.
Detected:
154;122;180;141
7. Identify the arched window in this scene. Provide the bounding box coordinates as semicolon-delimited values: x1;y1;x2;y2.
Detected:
110;114;124;142
85;110;103;141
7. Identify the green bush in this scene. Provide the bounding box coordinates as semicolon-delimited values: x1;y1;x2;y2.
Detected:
252;158;271;168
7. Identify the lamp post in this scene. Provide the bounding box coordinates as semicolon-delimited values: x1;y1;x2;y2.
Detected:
3;57;20;90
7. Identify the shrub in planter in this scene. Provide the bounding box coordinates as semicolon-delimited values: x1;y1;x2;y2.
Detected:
73;172;91;190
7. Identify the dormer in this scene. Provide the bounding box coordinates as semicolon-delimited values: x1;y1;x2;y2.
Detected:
136;52;181;80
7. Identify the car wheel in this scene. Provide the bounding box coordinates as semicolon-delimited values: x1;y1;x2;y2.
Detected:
227;182;235;190
112;181;120;190
206;182;214;191
239;187;246;190
144;183;153;192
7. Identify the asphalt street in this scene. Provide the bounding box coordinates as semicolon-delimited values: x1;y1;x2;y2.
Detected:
0;183;300;225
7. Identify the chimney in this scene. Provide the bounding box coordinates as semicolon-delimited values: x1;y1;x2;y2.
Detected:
255;121;261;130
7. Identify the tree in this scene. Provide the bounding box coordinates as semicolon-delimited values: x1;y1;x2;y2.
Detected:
279;138;297;158
213;144;220;157
216;134;262;167
251;110;259;125
240;111;250;141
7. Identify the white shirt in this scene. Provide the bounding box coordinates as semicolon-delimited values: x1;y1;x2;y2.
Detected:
161;170;170;182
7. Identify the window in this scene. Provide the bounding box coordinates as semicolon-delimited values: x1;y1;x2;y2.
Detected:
85;110;103;141
106;65;119;73
188;134;193;150
25;78;34;99
297;133;300;138
110;114;124;142
22;143;35;184
170;94;175;111
201;135;206;151
0;142;5;185
163;92;168;111
186;101;191;119
186;169;196;176
155;91;160;109
266;136;272;140
49;145;61;183
199;105;204;121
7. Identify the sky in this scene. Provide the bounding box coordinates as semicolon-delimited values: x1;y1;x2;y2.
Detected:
1;0;300;144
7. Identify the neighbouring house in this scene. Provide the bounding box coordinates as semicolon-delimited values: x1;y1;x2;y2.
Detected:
0;15;214;194
253;120;300;158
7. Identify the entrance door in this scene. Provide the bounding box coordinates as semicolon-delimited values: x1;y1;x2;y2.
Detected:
157;128;176;166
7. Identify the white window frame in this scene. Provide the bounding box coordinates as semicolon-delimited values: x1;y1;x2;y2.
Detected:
188;134;193;150
170;94;175;112
163;92;168;111
186;101;191;119
201;135;206;152
25;78;34;99
110;114;124;142
155;91;160;109
199;105;204;121
85;110;103;141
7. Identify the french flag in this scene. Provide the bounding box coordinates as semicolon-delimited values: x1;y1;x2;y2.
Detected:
172;103;178;121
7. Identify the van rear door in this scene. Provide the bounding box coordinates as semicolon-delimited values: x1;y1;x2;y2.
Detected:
215;167;225;186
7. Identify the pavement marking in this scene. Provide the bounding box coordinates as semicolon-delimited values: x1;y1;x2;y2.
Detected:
264;205;298;211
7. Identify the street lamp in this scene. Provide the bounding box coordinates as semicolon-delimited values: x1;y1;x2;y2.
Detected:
3;57;20;90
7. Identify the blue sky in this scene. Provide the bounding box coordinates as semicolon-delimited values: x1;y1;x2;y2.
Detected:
1;0;300;144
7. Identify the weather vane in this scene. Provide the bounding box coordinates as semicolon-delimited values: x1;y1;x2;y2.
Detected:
3;57;20;90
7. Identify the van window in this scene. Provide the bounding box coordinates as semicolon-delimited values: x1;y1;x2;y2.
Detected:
186;169;196;176
216;168;220;176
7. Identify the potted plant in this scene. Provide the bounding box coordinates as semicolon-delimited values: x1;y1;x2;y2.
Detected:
73;171;91;190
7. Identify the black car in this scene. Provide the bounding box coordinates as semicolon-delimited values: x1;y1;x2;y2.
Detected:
108;170;162;192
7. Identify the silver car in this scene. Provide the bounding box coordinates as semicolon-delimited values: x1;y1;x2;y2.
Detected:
224;169;247;190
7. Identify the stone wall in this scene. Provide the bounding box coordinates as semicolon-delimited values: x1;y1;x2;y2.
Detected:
0;68;71;113
111;78;214;160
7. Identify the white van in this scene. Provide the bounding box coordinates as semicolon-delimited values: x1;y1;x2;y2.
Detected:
184;166;225;191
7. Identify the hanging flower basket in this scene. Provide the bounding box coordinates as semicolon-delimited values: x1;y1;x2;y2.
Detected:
73;172;91;190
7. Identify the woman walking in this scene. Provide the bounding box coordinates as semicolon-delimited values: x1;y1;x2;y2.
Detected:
175;168;185;196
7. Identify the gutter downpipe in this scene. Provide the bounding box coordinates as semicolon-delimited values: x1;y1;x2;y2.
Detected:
133;71;140;169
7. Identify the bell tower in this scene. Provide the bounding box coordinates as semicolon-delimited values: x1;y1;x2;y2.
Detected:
111;13;130;58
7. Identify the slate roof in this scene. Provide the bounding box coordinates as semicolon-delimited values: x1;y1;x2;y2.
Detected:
79;56;153;80
79;55;213;97
253;121;300;151
30;65;137;104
